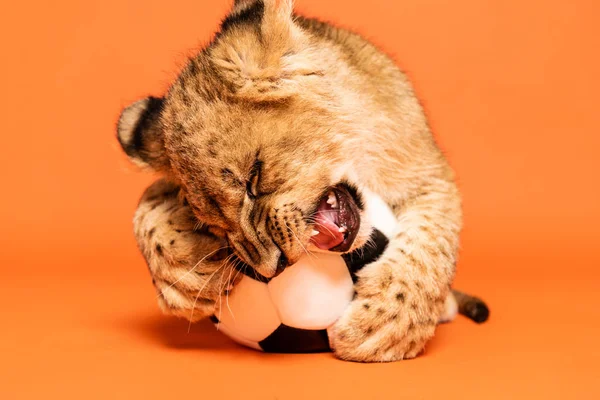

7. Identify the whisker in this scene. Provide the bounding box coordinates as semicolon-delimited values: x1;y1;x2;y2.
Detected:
157;245;230;299
223;259;237;321
193;221;203;231
365;237;376;252
215;259;237;332
186;252;235;332
215;256;242;329
216;259;229;329
218;252;237;272
282;220;315;262
186;262;227;333
230;263;243;287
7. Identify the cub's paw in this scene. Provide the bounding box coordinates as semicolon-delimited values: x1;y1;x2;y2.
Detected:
328;264;445;362
134;179;240;322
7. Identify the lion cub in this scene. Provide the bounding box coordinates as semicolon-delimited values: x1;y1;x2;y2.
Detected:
117;0;488;362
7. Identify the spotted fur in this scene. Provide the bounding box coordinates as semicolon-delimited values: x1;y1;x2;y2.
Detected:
118;0;489;362
133;179;242;322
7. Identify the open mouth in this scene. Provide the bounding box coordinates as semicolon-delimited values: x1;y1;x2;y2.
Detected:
309;185;361;253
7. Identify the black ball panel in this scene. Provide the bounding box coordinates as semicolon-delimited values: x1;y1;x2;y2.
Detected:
211;229;389;354
258;324;330;353
343;228;389;282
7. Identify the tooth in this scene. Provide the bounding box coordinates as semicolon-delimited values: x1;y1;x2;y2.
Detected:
338;226;347;233
311;230;320;236
327;192;338;208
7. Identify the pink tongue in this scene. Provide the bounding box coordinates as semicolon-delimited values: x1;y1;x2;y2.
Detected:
311;210;345;250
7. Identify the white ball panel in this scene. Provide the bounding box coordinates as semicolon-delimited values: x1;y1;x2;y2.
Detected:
214;276;281;342
214;322;263;351
363;189;397;237
268;252;354;330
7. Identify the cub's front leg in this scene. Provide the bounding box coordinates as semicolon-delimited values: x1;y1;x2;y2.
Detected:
329;179;461;362
134;179;239;322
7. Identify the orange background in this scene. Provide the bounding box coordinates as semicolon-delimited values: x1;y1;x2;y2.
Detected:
1;0;599;398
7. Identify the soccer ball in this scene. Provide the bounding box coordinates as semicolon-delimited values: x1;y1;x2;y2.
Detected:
211;192;396;353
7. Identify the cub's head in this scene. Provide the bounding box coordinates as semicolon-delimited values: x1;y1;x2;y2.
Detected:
117;0;375;277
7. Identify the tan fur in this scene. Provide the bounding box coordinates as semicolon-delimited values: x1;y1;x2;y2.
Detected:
118;0;480;361
133;179;241;322
134;178;461;328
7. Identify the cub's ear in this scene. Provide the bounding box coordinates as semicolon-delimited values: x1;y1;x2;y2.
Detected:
117;96;169;171
213;0;312;102
233;0;257;10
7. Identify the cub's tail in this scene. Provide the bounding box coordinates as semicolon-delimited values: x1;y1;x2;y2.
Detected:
452;289;490;323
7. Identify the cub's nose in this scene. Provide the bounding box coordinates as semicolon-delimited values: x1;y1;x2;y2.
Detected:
273;253;289;278
228;234;285;279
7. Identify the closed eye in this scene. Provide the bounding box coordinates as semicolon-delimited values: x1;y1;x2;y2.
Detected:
246;160;262;199
246;174;258;199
